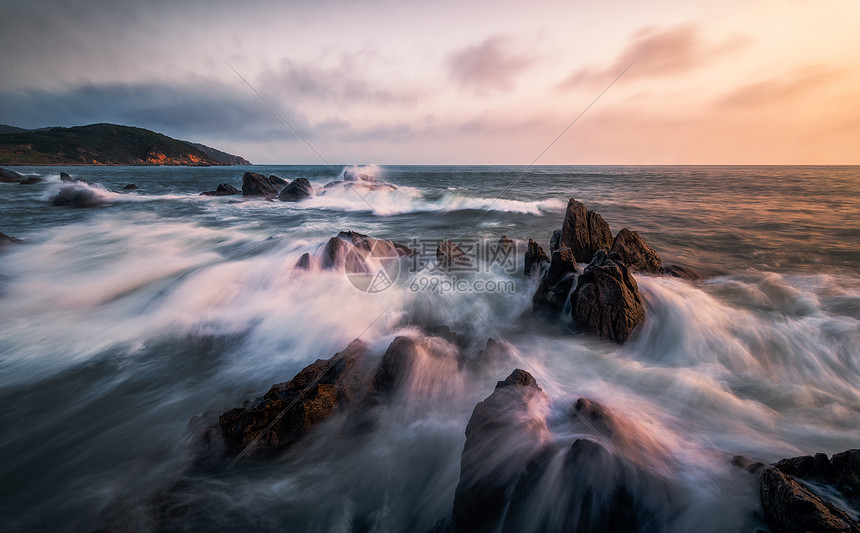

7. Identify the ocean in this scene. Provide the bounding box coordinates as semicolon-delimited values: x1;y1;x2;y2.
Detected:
1;164;859;531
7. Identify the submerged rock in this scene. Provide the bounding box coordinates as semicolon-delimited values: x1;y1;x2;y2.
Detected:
569;250;645;343
532;247;578;317
200;183;241;196
51;184;105;208
241;172;282;198
560;198;613;263
523;239;549;277
278;177;313;202
610;228;662;274
18;176;44;185
0;231;22;248
436;241;473;271
0;168;24;183
122;183;138;190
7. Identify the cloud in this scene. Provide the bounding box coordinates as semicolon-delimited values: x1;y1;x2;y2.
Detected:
446;36;536;92
715;64;844;109
559;24;748;89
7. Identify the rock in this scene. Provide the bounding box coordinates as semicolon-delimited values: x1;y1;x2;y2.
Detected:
59;171;73;182
122;183;138;190
200;183;241;196
663;264;703;282
294;252;312;270
523;239;549;277
241;172;281;198
51;184;105;208
0;168;24;183
760;467;860;533
436;241;473;271
450;369;547;533
268;174;288;188
372;336;449;397
18;176;44;185
206;340;373;458
560;198;613;262
731;455;765;473
278;177;313;202
321;230;413;270
0;232;22;248
610;228;662;274
497;235;513;255
772;450;860;510
532;247;578;317
569;250;645;343
549;230;561;253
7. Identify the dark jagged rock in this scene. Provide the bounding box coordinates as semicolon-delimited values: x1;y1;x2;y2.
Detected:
450;369;546;533
18;176;44;185
278;177;313;202
0;168;24;182
532;247;578;317
121;183;138;190
731;455;765;474
569;250;645;343
523;239;549;277
549;230;561;253
205;340;373;458
436;241;473;271
200;183;241;196
761;467;860;533
241;172;281;198
663;264;703;282
268;175;288;188
59;171;73;182
469;338;511;368
497;235;513;255
772;450;860;510
425;325;460;346
560;198;613;263
294;252;312;270
610;228;662;274
51;184;105;208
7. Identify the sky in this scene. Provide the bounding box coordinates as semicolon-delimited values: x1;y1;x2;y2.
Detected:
1;0;858;164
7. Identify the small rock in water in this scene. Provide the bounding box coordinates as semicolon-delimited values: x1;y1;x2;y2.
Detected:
523;238;549;276
0;231;23;248
241;172;280;198
59;171;73;182
18;176;44;185
200;183;241;196
0;168;24;183
51;184;105;208
122;183;138;190
278;177;313;202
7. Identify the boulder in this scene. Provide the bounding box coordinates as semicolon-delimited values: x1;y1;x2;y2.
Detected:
497;235;513;255
771;450;860;511
59;171;73;182
560;198;613;263
760;467;860;533
51;184;105;208
321;230;413;271
0;168;24;183
532;247;578;317
278;177;313;202
569;250;645;343
206;340;373;458
122;183;138;190
371;336;459;397
241;172;281;198
200;183;241;196
268;174;288;188
523;239;548;277
436;241;473;271
609;228;662;274
18;176;44;185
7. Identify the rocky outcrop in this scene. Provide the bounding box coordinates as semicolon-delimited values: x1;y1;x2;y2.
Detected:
51;184;106;208
448;370;676;533
1;168;24;182
241;172;282;199
200;183;241;196
18;176;44;185
437;241;473;271
278;177;313;202
497;235;513;255
569;250;645;343
560;198;613;262
761;450;860;533
761;468;860;533
532;247;578;317
321;230;413;271
268;175;288;188
523;239;548;277
610;228;662;274
205;340;374;458
549;230;561;253
60;171;73;182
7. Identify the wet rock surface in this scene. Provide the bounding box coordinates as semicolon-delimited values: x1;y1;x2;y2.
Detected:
523;239;548;277
51;184;105;208
532;247;578;317
610;228;663;274
0;168;24;182
241;172;283;198
278;177;313;202
560;198;613;262
569;250;645;343
200;183;241;196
